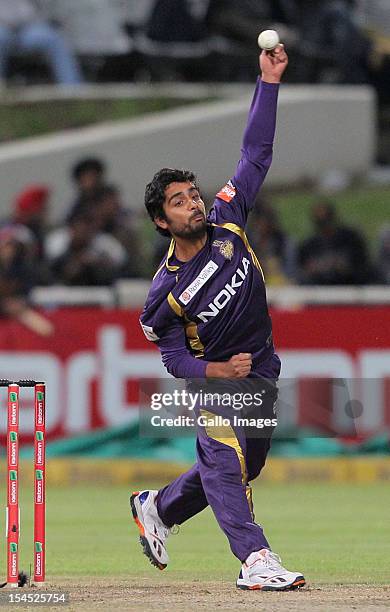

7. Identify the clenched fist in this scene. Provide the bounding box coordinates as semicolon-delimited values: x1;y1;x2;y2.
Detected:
206;353;252;379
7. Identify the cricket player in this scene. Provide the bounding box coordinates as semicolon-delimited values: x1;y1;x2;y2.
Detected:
131;44;305;591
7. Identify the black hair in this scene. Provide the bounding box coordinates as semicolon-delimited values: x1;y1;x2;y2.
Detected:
144;168;198;237
72;158;105;182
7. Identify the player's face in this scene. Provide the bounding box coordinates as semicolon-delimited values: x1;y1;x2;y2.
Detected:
157;181;207;240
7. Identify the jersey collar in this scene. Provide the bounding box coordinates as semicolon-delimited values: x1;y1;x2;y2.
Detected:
165;225;212;272
165;238;180;272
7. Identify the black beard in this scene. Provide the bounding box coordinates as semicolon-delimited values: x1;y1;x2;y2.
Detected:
171;219;207;240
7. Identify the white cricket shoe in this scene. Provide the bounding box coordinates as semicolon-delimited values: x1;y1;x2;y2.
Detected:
130;490;170;570
236;549;306;591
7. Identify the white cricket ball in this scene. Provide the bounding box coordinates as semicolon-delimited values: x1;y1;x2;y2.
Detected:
257;29;280;51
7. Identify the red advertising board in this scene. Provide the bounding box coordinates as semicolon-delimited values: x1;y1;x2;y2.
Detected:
0;307;389;439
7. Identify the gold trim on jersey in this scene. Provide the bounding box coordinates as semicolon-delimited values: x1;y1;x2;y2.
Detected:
153;261;166;280
167;292;205;358
212;222;265;281
200;409;248;485
246;484;255;520
183;316;204;358
167;292;183;316
165;238;180;272
153;238;180;279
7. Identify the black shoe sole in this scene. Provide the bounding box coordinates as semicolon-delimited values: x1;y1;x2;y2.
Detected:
130;493;167;571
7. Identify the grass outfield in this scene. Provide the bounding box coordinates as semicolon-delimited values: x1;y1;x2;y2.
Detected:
0;97;206;142
4;482;389;586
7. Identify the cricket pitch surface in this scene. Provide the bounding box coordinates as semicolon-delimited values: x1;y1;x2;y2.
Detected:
43;580;390;611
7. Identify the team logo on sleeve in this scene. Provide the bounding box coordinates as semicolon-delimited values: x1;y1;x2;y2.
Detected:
212;239;234;261
140;323;159;342
216;180;236;203
179;260;219;305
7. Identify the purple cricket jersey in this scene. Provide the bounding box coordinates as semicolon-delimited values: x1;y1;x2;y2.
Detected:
140;79;279;379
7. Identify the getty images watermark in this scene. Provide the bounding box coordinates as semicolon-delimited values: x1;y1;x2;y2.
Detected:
148;388;277;430
139;376;371;440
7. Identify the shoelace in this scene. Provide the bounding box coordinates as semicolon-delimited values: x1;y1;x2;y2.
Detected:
263;552;284;571
156;523;178;541
161;525;171;539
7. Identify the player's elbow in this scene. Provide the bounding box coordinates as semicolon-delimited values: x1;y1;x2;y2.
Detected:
244;144;273;173
163;359;177;377
161;350;207;379
162;353;182;378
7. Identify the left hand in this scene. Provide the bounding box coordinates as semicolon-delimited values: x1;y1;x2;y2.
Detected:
260;44;288;84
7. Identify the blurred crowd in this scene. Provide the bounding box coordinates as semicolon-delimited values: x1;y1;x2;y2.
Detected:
0;158;140;332
0;0;389;98
1;2;390;332
1;157;389;332
245;197;388;286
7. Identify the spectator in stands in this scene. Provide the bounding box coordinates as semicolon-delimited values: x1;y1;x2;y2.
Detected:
0;224;53;335
287;0;371;83
208;0;296;49
93;185;142;277
147;0;210;43
138;0;212;80
0;0;83;86
205;0;298;81
377;225;390;284
12;184;49;260
45;211;128;286
356;0;390;105
67;157;106;222
247;202;297;285
298;199;372;285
